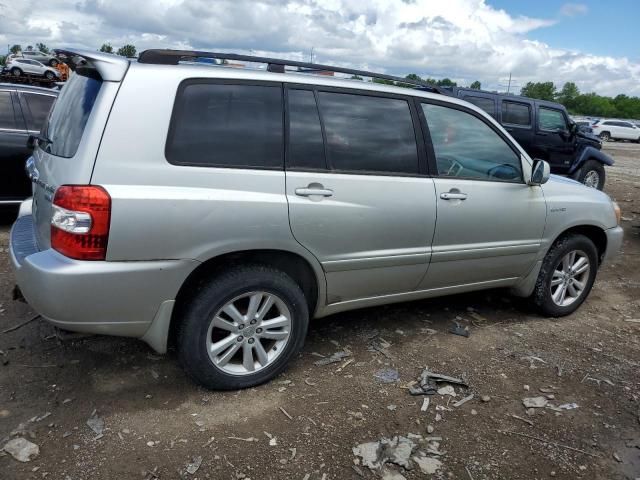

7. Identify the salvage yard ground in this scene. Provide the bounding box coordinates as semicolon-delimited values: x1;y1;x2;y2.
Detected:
0;143;638;480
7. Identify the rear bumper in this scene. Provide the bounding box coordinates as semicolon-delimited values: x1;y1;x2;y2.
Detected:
603;226;624;263
10;214;196;342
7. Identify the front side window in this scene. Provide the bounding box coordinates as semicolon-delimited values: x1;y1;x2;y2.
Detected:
317;91;419;174
0;92;17;130
21;93;56;131
423;103;522;182
166;82;283;168
538;107;567;131
502;101;531;126
287;89;325;170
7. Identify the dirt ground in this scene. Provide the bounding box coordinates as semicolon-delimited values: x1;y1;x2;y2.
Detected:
0;143;638;480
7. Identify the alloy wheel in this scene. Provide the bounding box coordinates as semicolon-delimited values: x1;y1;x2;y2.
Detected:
550;250;590;307
206;291;292;375
583;170;600;188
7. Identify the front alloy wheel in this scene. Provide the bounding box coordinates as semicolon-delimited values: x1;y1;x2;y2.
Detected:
550;250;590;307
583;170;600;188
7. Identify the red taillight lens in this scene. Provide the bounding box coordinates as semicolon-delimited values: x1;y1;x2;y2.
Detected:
51;185;111;260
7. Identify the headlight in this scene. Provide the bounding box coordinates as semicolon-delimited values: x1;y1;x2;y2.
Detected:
612;201;621;225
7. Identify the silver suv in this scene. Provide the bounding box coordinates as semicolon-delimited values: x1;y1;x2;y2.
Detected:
10;49;623;390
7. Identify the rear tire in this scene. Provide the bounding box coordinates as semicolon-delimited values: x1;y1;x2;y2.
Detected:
599;132;611;142
177;264;309;390
10;67;22;77
44;71;55;80
576;160;605;190
530;234;598;317
48;59;58;67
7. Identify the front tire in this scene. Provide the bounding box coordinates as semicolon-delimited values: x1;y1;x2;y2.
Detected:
531;234;598;317
44;71;55;80
10;67;22;77
177;265;309;390
576;160;605;190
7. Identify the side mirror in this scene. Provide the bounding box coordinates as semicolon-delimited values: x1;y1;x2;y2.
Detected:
529;159;550;186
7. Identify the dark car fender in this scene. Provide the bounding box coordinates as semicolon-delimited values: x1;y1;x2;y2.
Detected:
568;146;614;175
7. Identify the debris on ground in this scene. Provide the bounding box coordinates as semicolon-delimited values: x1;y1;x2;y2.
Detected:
437;385;456;397
556;403;579;410
420;398;430;412
522;397;548;408
409;369;468;396
3;437;39;462
374;368;400;384
313;350;351;366
185;456;202;474
448;321;469;337
481;395;491;402
453;394;474;407
368;337;393;358
86;410;105;435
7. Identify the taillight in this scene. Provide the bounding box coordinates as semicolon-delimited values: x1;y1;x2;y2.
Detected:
51;185;111;260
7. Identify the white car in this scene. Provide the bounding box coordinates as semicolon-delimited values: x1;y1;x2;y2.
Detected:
591;119;640;142
6;58;60;80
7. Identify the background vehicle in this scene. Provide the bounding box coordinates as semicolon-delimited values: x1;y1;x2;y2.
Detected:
444;87;613;190
0;84;57;205
10;49;622;391
591;119;640;142
20;50;60;67
6;58;60;80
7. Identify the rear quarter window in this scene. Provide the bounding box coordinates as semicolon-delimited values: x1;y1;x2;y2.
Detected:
21;93;56;131
463;96;496;118
501;101;531;126
166;82;283;169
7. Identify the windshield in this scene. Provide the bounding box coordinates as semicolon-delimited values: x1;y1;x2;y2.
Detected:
41;71;102;158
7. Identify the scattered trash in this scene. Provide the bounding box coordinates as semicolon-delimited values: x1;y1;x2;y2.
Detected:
227;436;258;442
500;430;600;458
304;378;317;386
509;414;534;426
448;322;469;337
409;369;468;396
453;394;474;407
86;410;104;435
522;397;548;408
437;385;456;397
624;319;640;323
612;452;622;462
368;337;393;358
264;432;277;446
557;403;579;410
3;437;39;462
1;315;40;335
279;407;293;420
314;350;350;366
481;395;491;402
375;368;400;384
387;405;397;411
413;453;442;474
185;456;202;475
420;398;430;412
426;425;434;434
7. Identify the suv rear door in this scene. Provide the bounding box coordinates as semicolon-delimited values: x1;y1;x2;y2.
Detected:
0;88;32;203
500;98;534;152
285;85;436;303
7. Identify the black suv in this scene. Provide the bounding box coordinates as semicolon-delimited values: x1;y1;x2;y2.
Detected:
0;83;57;205
444;87;612;190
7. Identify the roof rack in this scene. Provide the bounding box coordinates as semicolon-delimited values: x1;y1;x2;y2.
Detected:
137;49;444;94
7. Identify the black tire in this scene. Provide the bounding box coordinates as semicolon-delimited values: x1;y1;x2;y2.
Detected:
177;264;309;390
44;71;55;80
10;67;22;77
599;132;611;142
48;59;58;67
576;160;605;190
530;234;598;317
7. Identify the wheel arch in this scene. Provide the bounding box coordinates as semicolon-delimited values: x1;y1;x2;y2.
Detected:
552;224;607;263
167;249;323;351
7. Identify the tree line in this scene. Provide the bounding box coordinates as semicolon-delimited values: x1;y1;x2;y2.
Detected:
2;42;138;63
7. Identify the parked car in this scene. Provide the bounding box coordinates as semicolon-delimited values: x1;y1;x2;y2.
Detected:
19;50;60;67
590;119;640;142
573;120;593;133
0;83;57;205
6;58;60;80
443;87;612;190
10;49;623;390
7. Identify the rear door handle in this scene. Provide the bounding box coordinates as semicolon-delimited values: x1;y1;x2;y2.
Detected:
295;187;333;197
440;192;467;200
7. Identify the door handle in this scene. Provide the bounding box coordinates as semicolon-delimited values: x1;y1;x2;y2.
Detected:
295;187;333;197
440;192;467;200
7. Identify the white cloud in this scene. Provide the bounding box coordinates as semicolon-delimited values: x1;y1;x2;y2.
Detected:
560;3;589;17
0;0;637;96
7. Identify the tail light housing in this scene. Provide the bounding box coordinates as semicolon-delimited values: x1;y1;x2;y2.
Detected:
51;185;111;260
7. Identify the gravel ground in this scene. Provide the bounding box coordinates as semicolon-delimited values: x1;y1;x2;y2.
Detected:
0;143;638;480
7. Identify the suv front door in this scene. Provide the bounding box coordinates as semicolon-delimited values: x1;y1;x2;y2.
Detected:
418;100;546;290
285;86;437;304
532;106;575;172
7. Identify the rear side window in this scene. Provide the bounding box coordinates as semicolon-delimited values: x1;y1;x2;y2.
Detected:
317;92;419;174
43;72;101;158
287;89;326;170
538;108;566;131
502;101;531;126
464;96;495;117
166;82;283;168
21;93;56;131
0;92;18;129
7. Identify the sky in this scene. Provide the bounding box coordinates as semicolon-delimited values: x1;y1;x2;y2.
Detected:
1;0;638;97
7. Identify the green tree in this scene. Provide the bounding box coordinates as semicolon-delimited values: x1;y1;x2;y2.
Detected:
0;55;5;66
470;80;481;89
116;44;136;58
556;82;580;110
9;44;21;55
520;81;557;101
35;43;49;54
437;78;457;87
99;43;114;54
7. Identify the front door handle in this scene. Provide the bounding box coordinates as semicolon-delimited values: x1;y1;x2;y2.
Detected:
440;192;467;200
295;186;333;197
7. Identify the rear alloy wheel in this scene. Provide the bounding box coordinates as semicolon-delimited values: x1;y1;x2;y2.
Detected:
178;265;309;390
44;71;55;80
531;234;598;317
576;160;605;190
599;132;611;142
10;67;22;77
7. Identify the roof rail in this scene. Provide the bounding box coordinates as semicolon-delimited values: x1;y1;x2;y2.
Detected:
53;48;129;82
137;49;444;94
